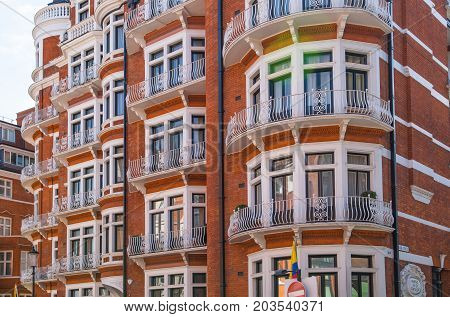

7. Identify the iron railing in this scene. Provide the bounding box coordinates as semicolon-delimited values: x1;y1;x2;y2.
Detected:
53;128;99;155
51;64;99;97
21;106;58;133
21;213;58;233
21;158;58;182
228;196;394;237
57;254;101;273
53;190;100;214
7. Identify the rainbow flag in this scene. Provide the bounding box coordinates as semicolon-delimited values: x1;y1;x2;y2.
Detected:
289;240;299;279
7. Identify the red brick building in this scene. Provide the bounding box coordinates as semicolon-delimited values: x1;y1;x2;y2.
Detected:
0;114;34;297
19;0;448;297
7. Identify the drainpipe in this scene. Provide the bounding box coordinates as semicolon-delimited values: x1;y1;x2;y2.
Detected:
387;0;400;297
217;0;226;297
122;0;132;298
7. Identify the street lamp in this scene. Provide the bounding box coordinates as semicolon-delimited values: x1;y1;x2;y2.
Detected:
28;246;39;297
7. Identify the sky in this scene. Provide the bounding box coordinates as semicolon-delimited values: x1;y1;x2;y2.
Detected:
0;0;49;122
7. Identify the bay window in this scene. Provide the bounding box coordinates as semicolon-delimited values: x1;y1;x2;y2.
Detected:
102;211;124;254
351;255;373;297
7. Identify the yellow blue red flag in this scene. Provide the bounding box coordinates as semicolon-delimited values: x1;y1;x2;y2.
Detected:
289;240;299;279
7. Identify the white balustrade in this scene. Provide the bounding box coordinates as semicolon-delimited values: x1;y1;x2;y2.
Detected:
127;58;205;105
51;64;100;97
128;141;206;179
228;196;394;237
53;190;100;214
21;106;58;133
125;0;189;30
226;90;393;145
128;226;207;256
54;128;99;155
61;16;100;43
34;3;70;25
57;254;101;273
224;0;392;55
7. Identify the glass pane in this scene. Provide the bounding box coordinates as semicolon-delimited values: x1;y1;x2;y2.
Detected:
150;276;164;287
348;171;357;196
351;256;371;268
346;52;367;64
348;153;369;165
321;171;334;197
269;58;291;74
352;274;360;297
306;153;334;165
150;289;164;297
193;287;207;297
306;172;319;198
169;288;184;297
309;256;336;268
358;172;369;195
304;52;332;64
323;274;337;297
271;157;293;171
169;274;184;285
360;275;371;297
192;273;206;284
170;196;183;206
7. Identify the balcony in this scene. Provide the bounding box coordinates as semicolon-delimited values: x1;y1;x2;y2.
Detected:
127;59;205;121
128;226;207;257
21;106;59;144
34;2;70;25
57;254;101;275
21;213;58;239
21;158;59;192
128;142;206;191
51;65;101;110
21;265;58;285
226;90;393;153
125;0;205;54
95;0;123;25
60;16;101;45
228;196;394;243
223;0;392;66
53;190;101;220
53;128;100;163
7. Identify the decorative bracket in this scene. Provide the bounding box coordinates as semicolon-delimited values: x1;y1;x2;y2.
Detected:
293;228;303;245
287;20;299;43
130;107;146;122
245;37;263;56
131;257;146;271
179;90;188;107
288;123;300;143
176;10;187;29
132;36;146;50
248;135;264;152
337;15;349;39
181;252;188;266
339;119;350;140
89;146;98;159
249;232;266;249
180;171;188;186
343;225;355;245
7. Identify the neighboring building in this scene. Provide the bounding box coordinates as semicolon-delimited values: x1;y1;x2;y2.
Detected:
0;114;34;297
22;0;448;297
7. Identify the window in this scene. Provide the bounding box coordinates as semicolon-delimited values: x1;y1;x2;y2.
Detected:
103;145;124;186
273;257;291;297
99;287;111;297
169;42;183;53
269;58;291;74
103;13;124;55
52;239;58;264
348;153;370;165
1;128;16;142
308;255;337;297
69;166;95;208
77;0;89;22
20;251;29;273
271;157;293;172
168;274;184;297
0;251;12;276
252;260;263;297
69;48;96;87
304;52;332;64
68;289;80;297
0;179;12;198
2;150;34;167
0;217;11;236
351;255;373;297
346;52;368;65
432;267;443;297
68;225;94;260
102;212;124;253
191;38;205;47
149;275;165;297
252;165;262;206
192;273;207;297
347;153;371;197
306;153;334;165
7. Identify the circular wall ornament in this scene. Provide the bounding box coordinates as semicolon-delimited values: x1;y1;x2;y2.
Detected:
400;264;426;297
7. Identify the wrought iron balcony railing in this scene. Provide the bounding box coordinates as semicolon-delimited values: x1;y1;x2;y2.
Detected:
53;128;99;155
51;64;99;97
226;90;393;146
21;264;58;284
61;16;101;43
128;141;206;179
21;213;58;234
21;106;58;133
228;196;394;238
21;158;58;183
53;190;101;215
125;0;189;31
128;226;207;256
57;254;101;274
224;0;392;56
127;58;205;105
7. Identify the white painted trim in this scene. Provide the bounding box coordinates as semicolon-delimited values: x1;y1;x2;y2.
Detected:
398;211;450;232
420;0;448;26
392;23;448;72
379;52;449;108
0;198;33;205
382;149;450;187
395;116;450;152
399;251;434;266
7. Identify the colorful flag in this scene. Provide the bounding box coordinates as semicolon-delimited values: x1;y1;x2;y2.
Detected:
289;240;299;279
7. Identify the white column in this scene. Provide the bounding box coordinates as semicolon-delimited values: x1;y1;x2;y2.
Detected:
260;152;271;227
333;41;346;113
335;142;346;221
293;145;304;224
291;45;300;118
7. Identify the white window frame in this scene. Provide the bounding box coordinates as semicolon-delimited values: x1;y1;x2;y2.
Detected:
67;220;100;259
102;140;124;190
145;267;207;297
0;216;11;236
103;12;124;57
102;73;125;126
101;207;124;258
0;250;13;277
76;0;90;24
0;178;12;198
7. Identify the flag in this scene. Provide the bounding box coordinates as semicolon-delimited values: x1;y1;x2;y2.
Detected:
13;284;19;297
289;240;299;279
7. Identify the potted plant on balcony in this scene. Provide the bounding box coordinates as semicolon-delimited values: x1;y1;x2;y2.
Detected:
360;191;377;200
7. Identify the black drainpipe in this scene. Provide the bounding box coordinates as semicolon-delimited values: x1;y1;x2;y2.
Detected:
122;0;133;297
217;0;226;297
387;0;400;297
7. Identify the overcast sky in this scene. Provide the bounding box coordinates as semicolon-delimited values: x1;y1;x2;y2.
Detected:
0;0;48;122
